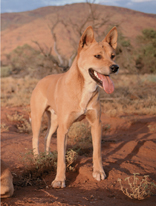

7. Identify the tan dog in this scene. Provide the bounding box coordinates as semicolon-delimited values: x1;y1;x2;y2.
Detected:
0;160;14;198
31;26;119;188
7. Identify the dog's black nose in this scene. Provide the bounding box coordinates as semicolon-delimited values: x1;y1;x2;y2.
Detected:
110;64;119;73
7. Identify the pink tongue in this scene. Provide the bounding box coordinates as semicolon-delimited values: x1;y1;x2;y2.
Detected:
97;73;114;94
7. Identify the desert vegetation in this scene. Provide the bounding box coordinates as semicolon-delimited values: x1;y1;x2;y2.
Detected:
2;28;156;78
118;173;156;200
1;2;156;205
1;1;156;78
135;28;156;73
1;2;156;115
1;73;156;116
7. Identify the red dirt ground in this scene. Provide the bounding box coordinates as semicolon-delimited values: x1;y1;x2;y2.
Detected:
1;106;156;206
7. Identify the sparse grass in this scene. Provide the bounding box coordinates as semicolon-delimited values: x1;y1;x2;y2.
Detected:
68;121;91;143
1;74;156;115
118;173;156;200
19;148;79;186
100;74;156;116
67;121;93;156
1;76;38;106
7;112;31;133
21;150;57;178
18;121;91;184
101;97;156;117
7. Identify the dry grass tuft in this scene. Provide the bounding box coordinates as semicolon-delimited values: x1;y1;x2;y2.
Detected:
118;173;156;200
18;148;79;186
7;112;31;133
0;123;9;132
147;124;156;132
14;150;58;187
21;150;57;178
66;149;78;171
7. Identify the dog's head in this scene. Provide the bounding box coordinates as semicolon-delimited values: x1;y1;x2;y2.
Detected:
77;26;119;94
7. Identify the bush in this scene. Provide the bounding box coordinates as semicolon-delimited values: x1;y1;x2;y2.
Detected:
135;28;156;73
142;28;156;40
19;149;78;186
118;173;156;200
0;66;12;77
115;32;135;73
5;44;61;79
121;40;131;47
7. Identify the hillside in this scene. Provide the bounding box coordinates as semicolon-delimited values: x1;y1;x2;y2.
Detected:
1;3;156;61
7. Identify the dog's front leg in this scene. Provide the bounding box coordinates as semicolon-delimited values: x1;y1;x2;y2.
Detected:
52;125;68;188
91;119;106;181
87;110;106;181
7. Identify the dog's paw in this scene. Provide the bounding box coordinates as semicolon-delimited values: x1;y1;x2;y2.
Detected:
93;170;106;181
51;180;66;188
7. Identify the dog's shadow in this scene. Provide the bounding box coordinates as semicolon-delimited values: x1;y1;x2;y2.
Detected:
103;116;156;178
67;116;156;185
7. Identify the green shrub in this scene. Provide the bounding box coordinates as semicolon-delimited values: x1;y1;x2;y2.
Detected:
115;32;135;73
0;66;11;77
142;28;156;40
118;32;131;48
135;28;156;73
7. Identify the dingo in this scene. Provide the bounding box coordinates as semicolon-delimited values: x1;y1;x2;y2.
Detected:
31;26;119;188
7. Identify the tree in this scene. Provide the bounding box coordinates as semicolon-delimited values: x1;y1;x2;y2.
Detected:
34;1;117;73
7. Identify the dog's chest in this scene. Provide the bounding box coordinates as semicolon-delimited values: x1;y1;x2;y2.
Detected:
79;83;98;112
80;92;92;112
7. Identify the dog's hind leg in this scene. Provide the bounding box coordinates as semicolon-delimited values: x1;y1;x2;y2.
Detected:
45;109;58;154
31;94;47;156
52;124;68;188
31;110;44;156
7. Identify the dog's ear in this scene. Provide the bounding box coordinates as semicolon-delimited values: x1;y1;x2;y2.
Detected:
78;26;95;53
103;27;118;50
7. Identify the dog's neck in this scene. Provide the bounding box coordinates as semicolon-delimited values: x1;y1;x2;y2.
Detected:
66;56;97;90
66;56;99;112
65;56;83;85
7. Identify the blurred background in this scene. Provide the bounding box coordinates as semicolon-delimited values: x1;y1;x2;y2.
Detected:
1;0;156;115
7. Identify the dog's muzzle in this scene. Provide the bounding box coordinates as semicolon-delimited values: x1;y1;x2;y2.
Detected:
110;64;119;74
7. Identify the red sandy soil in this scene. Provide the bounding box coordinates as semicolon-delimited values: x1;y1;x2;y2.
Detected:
1;106;156;206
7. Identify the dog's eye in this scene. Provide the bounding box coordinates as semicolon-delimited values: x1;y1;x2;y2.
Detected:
111;54;115;59
94;54;102;59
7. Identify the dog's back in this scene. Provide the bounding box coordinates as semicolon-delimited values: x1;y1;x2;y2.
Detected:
0;160;14;198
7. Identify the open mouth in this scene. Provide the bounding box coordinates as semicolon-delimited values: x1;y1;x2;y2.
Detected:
89;68;114;94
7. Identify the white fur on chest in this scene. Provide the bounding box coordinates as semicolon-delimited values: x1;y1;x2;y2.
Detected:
79;81;97;112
